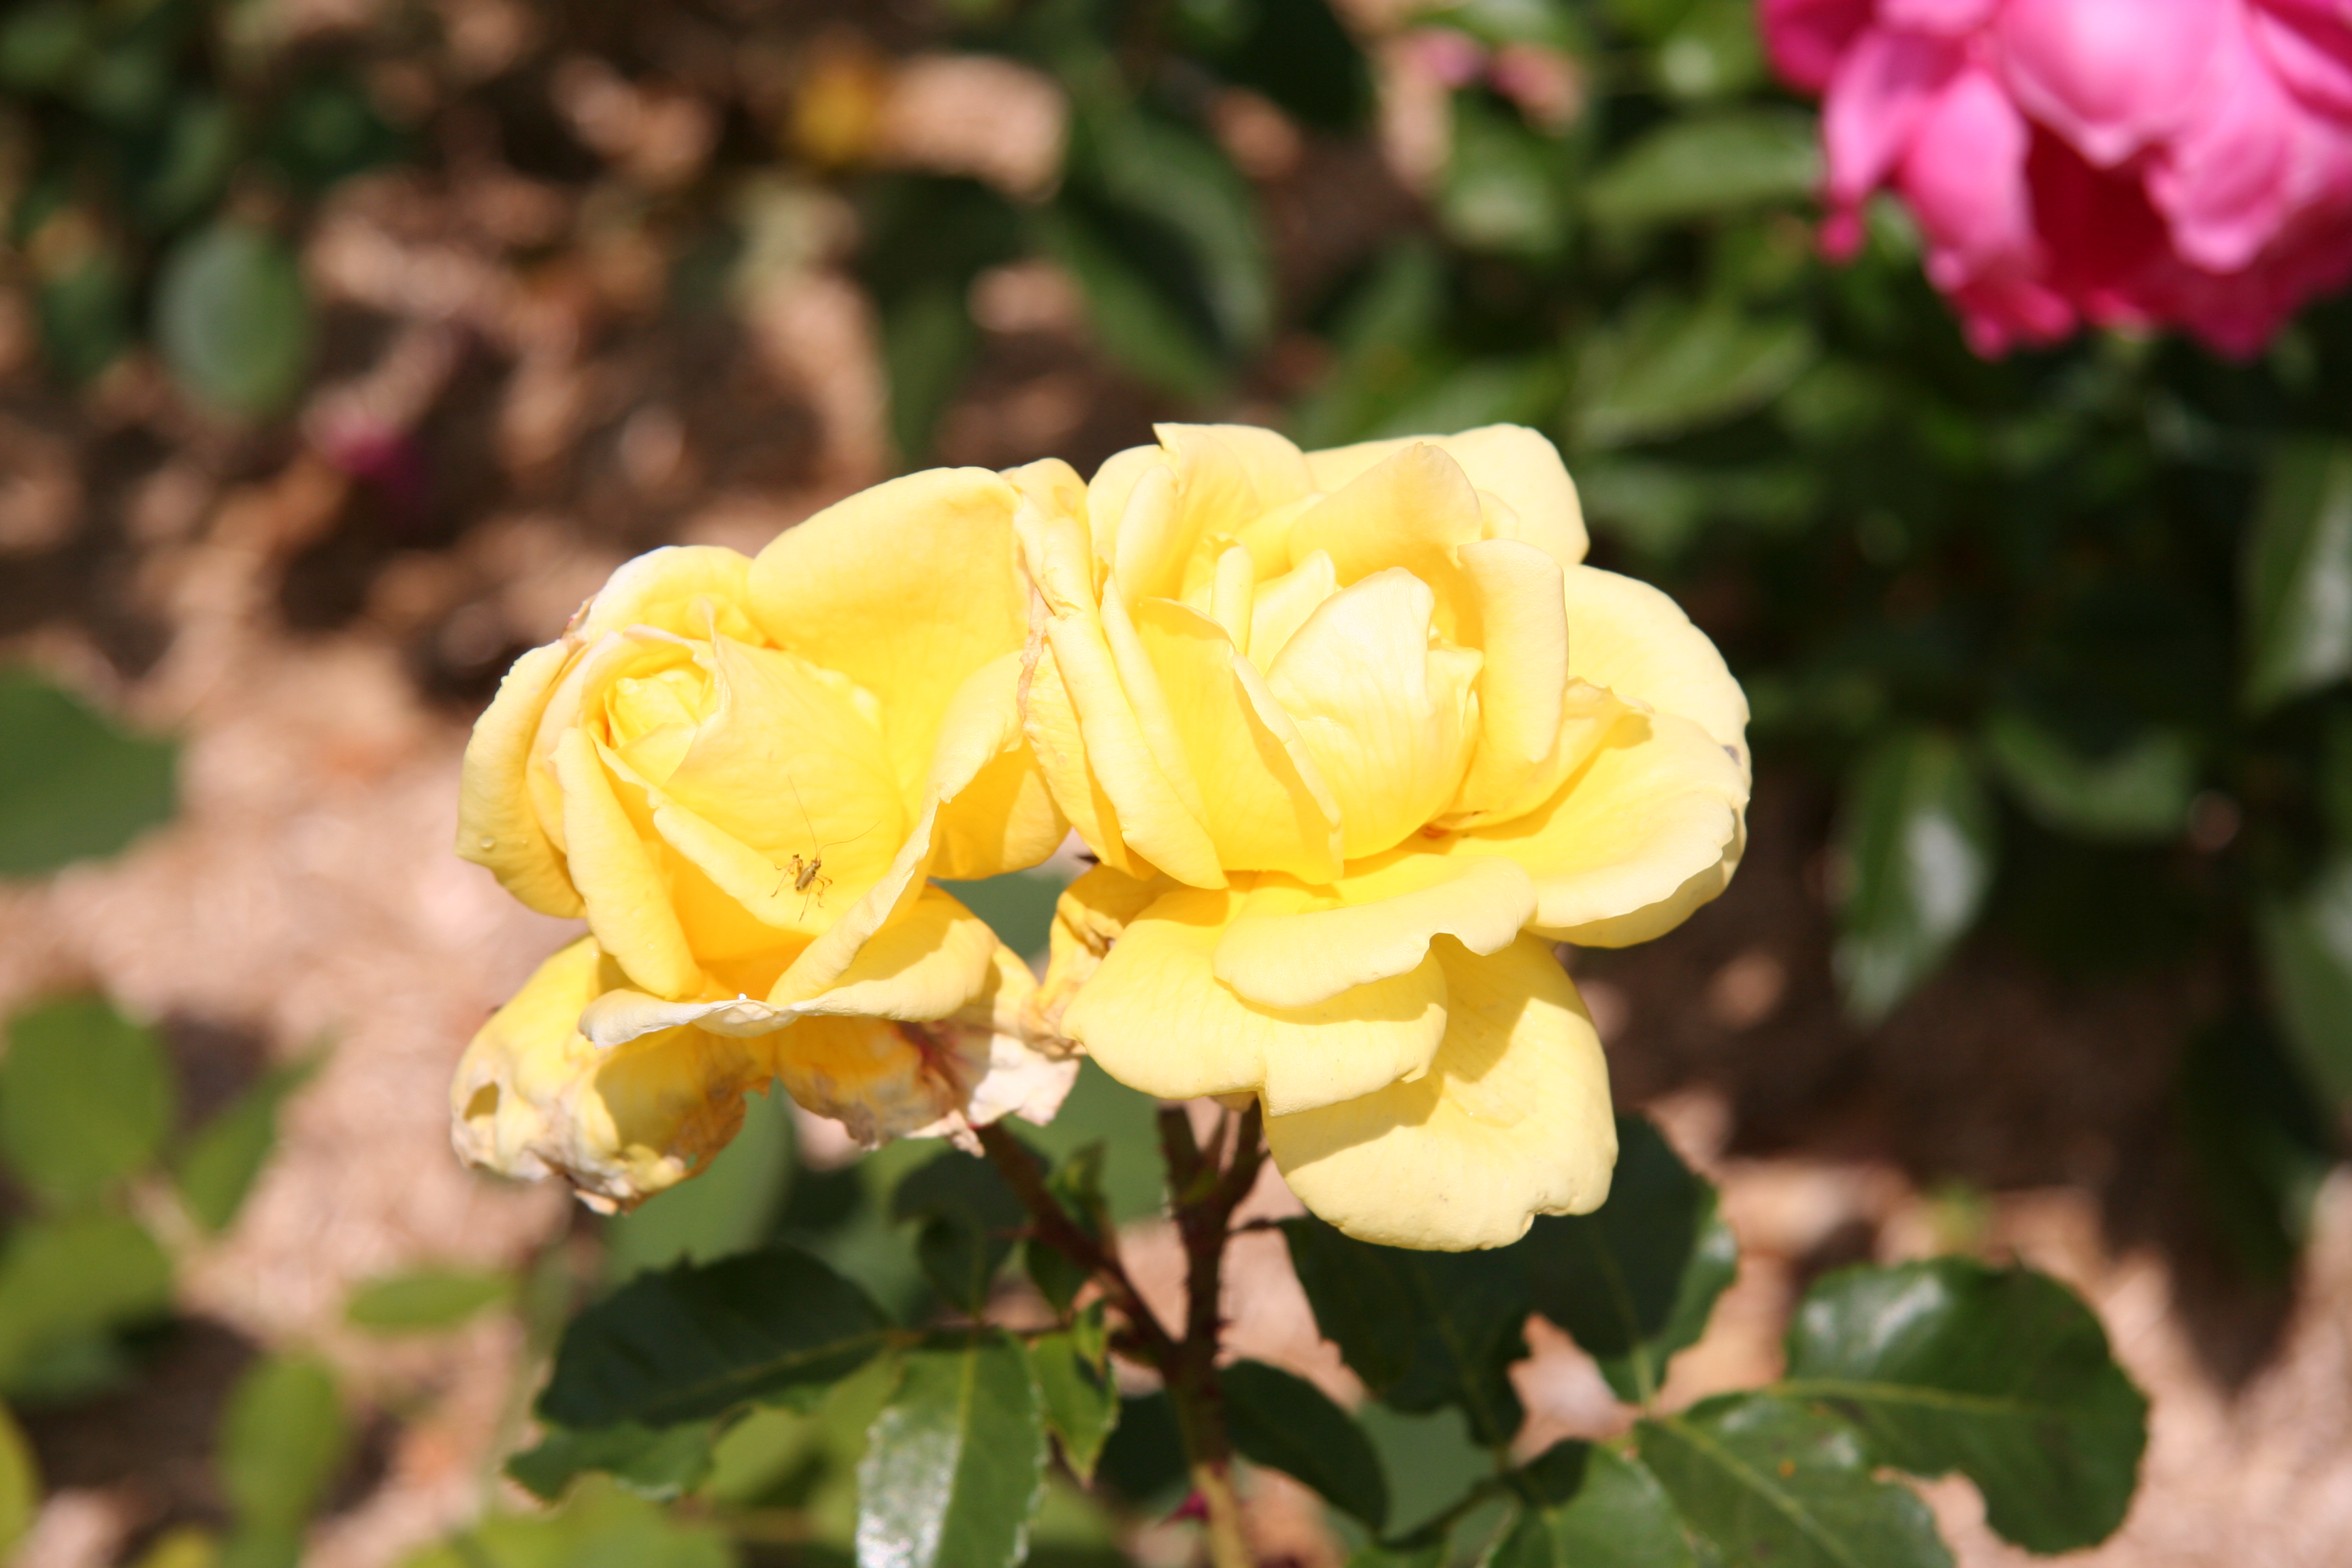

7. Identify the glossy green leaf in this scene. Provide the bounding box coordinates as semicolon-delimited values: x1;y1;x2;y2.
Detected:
346;1269;513;1333
506;1420;716;1503
1585;110;1820;228
1356;1403;1493;1541
176;1058;316;1235
1639;1395;1953;1568
1224;1358;1388;1529
221;1356;349;1531
1095;1390;1188;1505
893;1146;1026;1313
0;1403;40;1558
155;223;314;419
2255;855;2352;1109
0;996;174;1204
1523;1116;1736;1406
2243;437;2352;714
856;1331;1048;1568
1780;1259;2146;1552
1283;1218;1528;1445
605;1084;792;1279
1024;1303;1117;1484
538;1243;893;1430
1982;708;2194;840
0;669;177;877
0;1213;173;1386
1486;1443;1696;1568
1575;299;1815;448
1833;730;1997;1023
399;1482;734;1568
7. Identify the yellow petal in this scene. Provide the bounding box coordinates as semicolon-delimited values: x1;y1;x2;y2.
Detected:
1562;565;1749;774
1267;936;1615;1250
1019;636;1145;879
1156;423;1315;512
1084;444;1164;578
456;641;583;917
1304;425;1588;572
1285;443;1484;593
930;651;1071;880
1561;815;1747;949
554;726;702;997
1447;538;1569;826
747;468;1028;805
1031;864;1170;1040
1449;709;1744;938
1062;885;1448;1115
573;544;760;644
661;634;905;896
794;886;1004;1021
1110;429;1271;604
1211;854;1537;1009
1131;598;1343;882
1267;570;1482;859
1247;549;1339;668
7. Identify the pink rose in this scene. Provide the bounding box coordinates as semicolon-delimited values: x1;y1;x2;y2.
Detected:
1763;0;2352;355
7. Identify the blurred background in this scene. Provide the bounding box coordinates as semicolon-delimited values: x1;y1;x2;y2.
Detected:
2;0;2351;1563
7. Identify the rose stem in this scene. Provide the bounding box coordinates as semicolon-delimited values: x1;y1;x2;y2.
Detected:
977;1102;1267;1568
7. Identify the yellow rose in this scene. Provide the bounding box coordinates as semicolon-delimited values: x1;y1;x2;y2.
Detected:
451;470;1072;1210
1011;425;1749;1249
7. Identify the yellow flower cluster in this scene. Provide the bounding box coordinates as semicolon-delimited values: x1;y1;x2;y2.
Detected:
451;425;1749;1248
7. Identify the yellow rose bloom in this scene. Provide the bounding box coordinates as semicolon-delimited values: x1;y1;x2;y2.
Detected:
1011;425;1749;1250
451;470;1073;1211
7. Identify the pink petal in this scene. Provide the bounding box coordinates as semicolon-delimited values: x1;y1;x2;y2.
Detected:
1882;0;2002;34
2148;8;2307;271
1761;0;1877;93
1997;0;2232;165
1897;63;2040;275
2251;1;2352;120
1825;28;1967;203
2025;125;2174;312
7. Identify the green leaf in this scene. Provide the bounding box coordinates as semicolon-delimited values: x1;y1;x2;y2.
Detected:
893;1147;1026;1313
1034;202;1223;398
1174;0;1372;129
2178;1015;2334;1279
604;1084;792;1279
1982;708;2194;841
856;1331;1048;1568
34;250;134;386
1780;1260;2145;1552
2255;855;2352;1109
0;1214;174;1387
0;1403;41;1558
0;996;174;1204
1224;1358;1388;1529
346;1269;513;1333
176;1058;316;1234
1439;97;1572;259
401;1482;734;1568
1575;297;1816;448
216;1524;301;1568
1022;1141;1106;1313
1523;1115;1736;1406
220;1356;349;1531
0;668;177;877
154;222;314;419
1653;0;1767;101
1023;1303;1118;1484
1486;1443;1696;1568
1832;730;1997;1024
1075;103;1271;353
1639;1394;1953;1568
1585;110;1820;229
0;1;91;93
1283;1218;1528;1445
2243;437;2352;714
882;280;977;464
538;1243;894;1430
506;1420;716;1503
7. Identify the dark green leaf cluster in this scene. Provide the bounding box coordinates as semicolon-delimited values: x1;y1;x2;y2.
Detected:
1273;1117;2145;1567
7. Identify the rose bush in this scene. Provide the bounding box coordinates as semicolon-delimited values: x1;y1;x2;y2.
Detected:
1011;425;1750;1249
451;470;1074;1210
1766;0;2352;356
